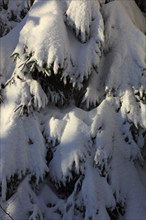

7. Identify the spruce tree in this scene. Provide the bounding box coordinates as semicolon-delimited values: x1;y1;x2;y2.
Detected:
0;0;146;220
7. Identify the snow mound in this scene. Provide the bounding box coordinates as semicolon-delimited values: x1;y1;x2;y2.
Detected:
49;111;91;183
65;0;104;87
13;0;71;75
7;0;104;90
103;1;146;91
66;0;99;43
0;99;48;200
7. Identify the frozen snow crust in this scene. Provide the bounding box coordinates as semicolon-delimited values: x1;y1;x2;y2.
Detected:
0;0;146;220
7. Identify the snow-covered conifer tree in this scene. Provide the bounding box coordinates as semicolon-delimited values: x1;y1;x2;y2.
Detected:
0;0;146;219
0;0;34;37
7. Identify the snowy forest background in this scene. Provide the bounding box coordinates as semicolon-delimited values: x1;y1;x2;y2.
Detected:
0;0;146;219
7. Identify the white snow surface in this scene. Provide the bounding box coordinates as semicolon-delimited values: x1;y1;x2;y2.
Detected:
49;111;91;182
0;0;146;220
8;0;104;88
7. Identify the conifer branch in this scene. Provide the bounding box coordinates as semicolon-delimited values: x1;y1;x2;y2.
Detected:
0;204;14;220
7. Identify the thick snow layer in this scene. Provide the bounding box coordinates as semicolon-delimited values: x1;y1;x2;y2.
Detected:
2;177;43;220
49;111;91;182
29;79;48;110
0;1;146;220
103;1;146;91
0;83;48;200
0;0;31;37
62;0;104;87
0;19;25;82
8;0;104;89
81;0;146;108
15;0;70;71
1;101;146;219
65;0;103;43
13;0;71;80
120;0;146;33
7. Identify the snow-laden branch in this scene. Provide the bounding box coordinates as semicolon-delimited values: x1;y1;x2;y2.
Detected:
0;204;14;220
